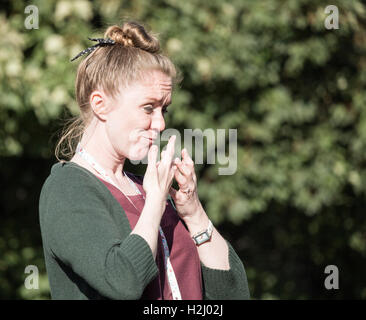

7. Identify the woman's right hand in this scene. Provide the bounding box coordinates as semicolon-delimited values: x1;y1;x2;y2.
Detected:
143;135;177;202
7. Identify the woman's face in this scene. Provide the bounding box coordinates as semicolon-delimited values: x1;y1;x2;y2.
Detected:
105;70;172;161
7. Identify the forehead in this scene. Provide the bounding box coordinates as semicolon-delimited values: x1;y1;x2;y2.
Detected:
130;70;172;101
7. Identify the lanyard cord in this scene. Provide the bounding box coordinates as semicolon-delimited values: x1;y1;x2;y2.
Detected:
75;143;182;300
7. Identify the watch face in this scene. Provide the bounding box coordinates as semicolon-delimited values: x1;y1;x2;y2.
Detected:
195;231;209;245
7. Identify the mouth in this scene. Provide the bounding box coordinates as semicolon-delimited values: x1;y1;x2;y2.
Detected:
141;131;158;147
144;137;154;145
144;131;158;141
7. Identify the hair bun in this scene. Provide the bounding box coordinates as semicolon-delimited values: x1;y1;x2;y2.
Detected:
104;21;160;54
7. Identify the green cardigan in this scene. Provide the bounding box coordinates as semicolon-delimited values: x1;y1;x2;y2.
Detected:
39;161;250;300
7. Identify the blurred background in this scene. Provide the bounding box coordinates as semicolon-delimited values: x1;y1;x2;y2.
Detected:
1;0;366;299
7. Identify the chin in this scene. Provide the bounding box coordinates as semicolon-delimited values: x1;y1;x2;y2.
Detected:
128;144;150;161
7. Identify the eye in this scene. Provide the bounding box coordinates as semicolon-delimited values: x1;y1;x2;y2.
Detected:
162;106;168;114
143;105;154;114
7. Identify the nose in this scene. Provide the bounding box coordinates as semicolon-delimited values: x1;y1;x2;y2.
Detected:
150;112;165;133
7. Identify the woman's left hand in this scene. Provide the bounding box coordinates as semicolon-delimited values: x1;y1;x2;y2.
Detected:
168;148;203;219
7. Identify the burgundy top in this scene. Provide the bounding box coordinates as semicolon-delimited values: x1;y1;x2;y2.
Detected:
97;172;203;300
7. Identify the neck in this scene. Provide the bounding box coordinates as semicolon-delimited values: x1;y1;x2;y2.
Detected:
78;119;126;180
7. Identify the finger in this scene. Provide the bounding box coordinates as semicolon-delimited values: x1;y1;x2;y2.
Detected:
182;148;194;167
168;165;177;187
169;187;178;198
180;150;197;183
174;166;188;186
162;135;176;166
147;145;158;173
160;150;166;161
175;158;192;177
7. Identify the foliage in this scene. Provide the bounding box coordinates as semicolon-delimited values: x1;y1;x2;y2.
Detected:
1;0;366;299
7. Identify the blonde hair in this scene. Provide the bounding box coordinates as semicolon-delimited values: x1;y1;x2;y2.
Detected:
55;21;181;161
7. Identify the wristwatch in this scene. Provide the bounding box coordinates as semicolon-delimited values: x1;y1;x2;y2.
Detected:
191;220;213;246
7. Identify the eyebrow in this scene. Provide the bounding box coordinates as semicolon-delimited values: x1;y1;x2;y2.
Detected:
143;97;172;106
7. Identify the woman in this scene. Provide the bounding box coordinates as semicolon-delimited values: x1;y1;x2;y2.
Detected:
39;21;250;300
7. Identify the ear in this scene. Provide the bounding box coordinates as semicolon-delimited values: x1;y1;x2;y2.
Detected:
89;90;110;121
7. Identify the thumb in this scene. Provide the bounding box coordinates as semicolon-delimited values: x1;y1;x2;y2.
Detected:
169;187;178;200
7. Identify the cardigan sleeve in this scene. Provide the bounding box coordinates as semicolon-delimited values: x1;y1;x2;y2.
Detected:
39;167;158;300
200;240;250;300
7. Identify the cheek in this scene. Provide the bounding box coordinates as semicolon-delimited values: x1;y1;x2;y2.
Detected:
127;139;151;160
127;129;153;160
105;116;130;154
107;118;152;160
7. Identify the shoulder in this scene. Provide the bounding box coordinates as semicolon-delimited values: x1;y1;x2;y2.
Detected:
39;161;112;209
45;161;104;186
39;162;120;232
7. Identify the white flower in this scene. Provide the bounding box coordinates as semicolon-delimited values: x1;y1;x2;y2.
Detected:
51;86;68;105
73;0;93;21
6;60;21;77
167;38;183;53
54;1;73;21
197;58;211;76
44;35;64;53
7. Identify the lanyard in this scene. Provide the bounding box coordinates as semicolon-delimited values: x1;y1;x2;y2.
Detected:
76;143;182;300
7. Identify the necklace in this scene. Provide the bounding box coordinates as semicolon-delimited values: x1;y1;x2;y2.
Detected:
75;143;182;300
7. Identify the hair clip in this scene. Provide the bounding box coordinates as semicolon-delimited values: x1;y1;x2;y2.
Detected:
70;37;116;62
